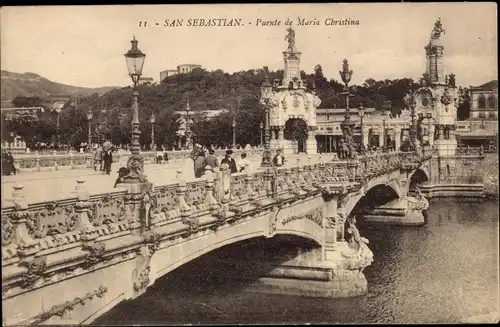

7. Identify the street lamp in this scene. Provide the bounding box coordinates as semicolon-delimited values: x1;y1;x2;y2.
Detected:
232;119;236;148
150;112;156;150
358;104;365;150
339;59;356;157
86;109;93;152
54;106;62;149
381;100;392;148
259;121;264;147
123;36;146;183
260;74;273;167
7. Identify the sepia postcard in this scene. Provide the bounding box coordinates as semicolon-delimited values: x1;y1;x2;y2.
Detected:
1;3;498;325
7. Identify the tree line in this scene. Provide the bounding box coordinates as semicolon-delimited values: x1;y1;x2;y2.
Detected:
2;67;473;149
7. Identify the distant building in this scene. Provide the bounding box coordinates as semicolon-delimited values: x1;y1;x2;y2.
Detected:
177;64;202;74
159;64;203;82
139;77;154;86
469;80;498;119
160;70;179;81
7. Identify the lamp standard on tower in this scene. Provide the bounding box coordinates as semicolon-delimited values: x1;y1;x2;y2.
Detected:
122;36;146;183
339;59;356;157
381;100;392;149
358;104;365;151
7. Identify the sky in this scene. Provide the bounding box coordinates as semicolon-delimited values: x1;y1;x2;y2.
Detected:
1;3;497;89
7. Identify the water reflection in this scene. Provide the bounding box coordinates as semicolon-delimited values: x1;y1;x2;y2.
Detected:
94;198;499;325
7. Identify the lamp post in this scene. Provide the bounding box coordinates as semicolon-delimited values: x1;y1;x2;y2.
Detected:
260;75;273;167
260;121;264;147
358;104;365;149
123;36;146;183
232;119;236;148
150;112;156;150
54;107;62;149
339;59;356;157
86;109;93;152
381;100;392;148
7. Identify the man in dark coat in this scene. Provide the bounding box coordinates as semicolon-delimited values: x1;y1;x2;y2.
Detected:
103;149;113;175
221;150;237;173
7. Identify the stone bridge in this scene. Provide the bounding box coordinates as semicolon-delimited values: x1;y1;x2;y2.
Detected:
1;149;432;325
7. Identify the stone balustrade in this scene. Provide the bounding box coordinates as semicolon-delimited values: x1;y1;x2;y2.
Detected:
10;148;263;173
2;151;427;254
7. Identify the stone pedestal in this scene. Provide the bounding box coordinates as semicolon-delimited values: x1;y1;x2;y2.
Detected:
306;130;317;154
362;197;428;226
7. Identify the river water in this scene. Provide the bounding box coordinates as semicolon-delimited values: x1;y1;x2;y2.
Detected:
94;198;499;325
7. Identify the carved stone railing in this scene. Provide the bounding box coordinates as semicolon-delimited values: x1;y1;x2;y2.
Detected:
456;146;485;158
10;148;263;173
1;150;429;305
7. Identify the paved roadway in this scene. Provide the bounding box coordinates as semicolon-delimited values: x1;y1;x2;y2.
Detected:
2;153;325;206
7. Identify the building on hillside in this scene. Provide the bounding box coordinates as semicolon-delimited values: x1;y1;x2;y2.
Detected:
160;70;178;81
159;64;203;82
138;77;154;86
469;80;498;119
177;64;202;74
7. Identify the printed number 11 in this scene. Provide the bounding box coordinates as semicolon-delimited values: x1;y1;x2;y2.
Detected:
139;21;148;27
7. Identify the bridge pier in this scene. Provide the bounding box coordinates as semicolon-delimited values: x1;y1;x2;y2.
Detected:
362;196;428;226
248;240;373;298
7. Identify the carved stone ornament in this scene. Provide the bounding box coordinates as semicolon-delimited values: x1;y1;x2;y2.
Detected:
19;256;48;288
268;205;280;237
281;208;323;227
28;286;108;325
126;154;148;183
132;245;154;294
82;242;106;268
441;88;452;109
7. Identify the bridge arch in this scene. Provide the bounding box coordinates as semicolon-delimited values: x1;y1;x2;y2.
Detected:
147;214;325;293
341;170;404;217
409;167;430;193
349;183;401;218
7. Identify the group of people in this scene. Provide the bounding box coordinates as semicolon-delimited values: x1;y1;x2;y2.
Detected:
1;150;16;176
92;140;114;175
190;144;286;178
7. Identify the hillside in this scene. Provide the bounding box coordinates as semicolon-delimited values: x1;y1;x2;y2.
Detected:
0;70;119;102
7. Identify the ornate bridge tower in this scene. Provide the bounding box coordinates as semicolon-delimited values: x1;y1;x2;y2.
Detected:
267;26;322;155
414;18;458;159
412;18;459;182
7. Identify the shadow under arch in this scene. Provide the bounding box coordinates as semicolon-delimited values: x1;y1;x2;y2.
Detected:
92;234;321;325
409;168;429;195
351;184;401;218
284;117;308;153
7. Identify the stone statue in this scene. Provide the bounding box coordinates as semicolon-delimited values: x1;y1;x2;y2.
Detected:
407;187;429;211
285;26;296;52
431;18;446;39
448;73;456;88
176;116;187;131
